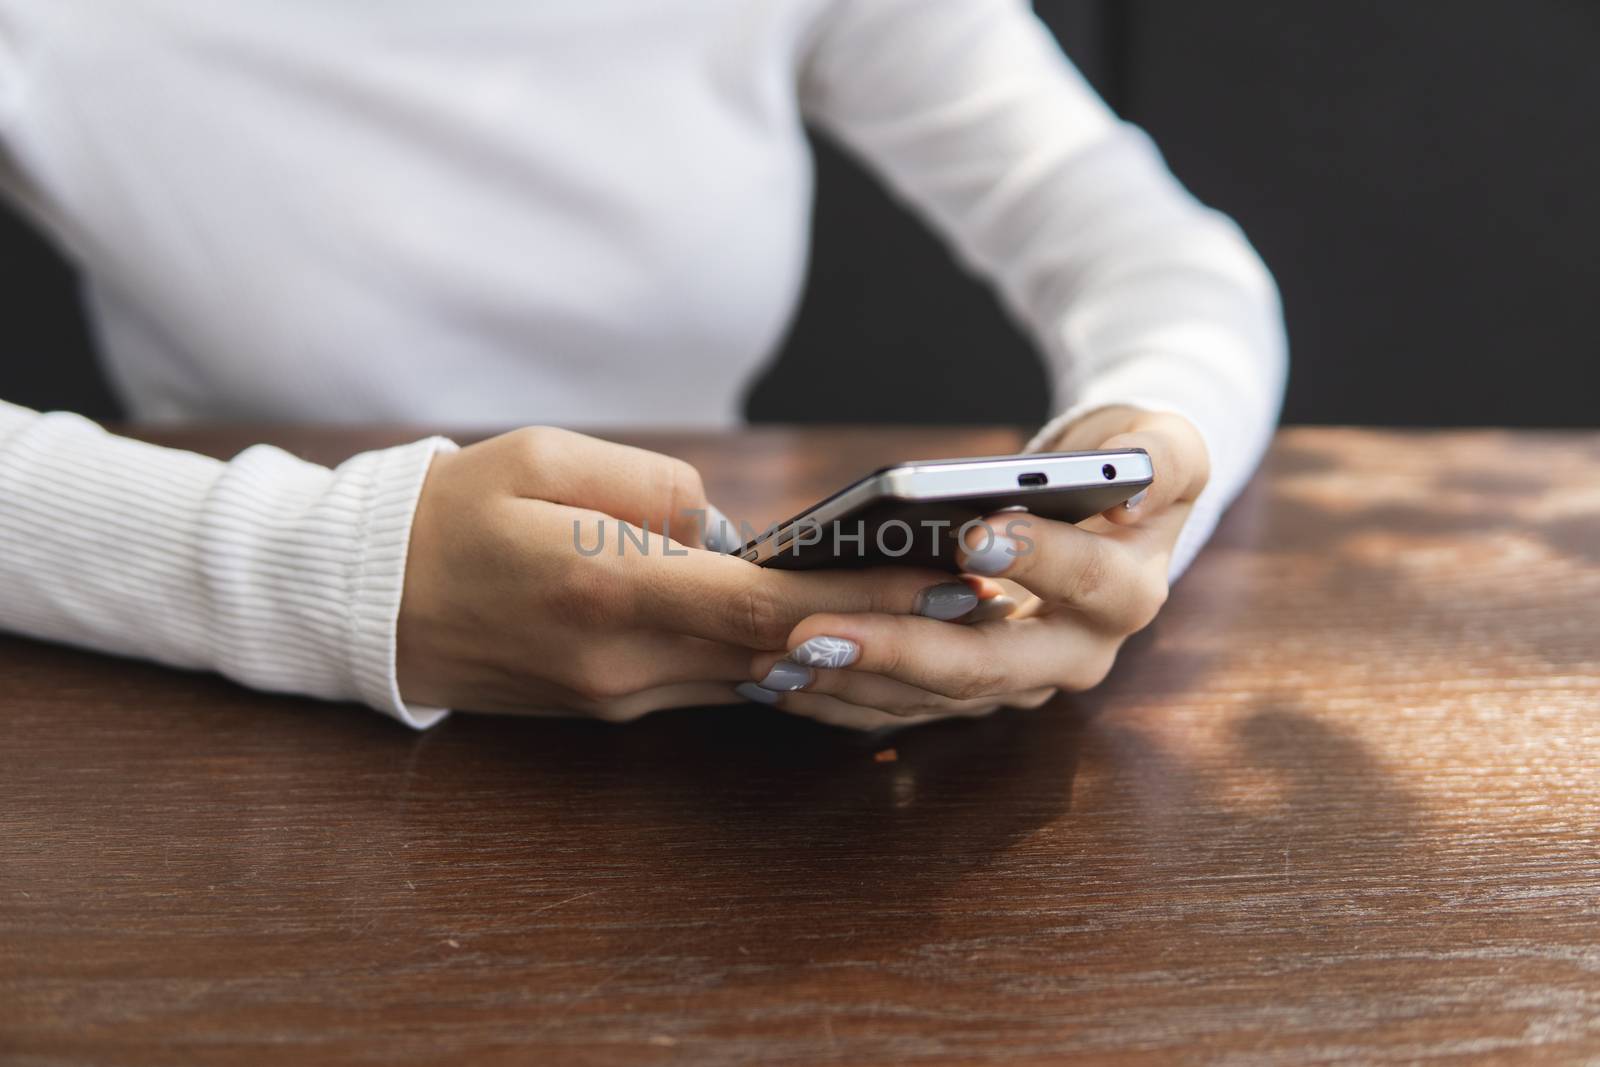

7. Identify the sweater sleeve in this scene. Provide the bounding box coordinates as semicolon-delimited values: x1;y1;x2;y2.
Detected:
0;399;456;727
799;0;1287;579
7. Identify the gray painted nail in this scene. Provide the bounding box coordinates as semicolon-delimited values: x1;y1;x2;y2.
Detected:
790;636;860;669
757;661;815;692
1124;489;1148;511
703;503;741;554
735;682;781;705
914;582;979;620
962;535;1020;577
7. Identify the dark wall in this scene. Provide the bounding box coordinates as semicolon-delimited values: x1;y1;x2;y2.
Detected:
1120;1;1600;427
3;2;1595;428
0;205;123;420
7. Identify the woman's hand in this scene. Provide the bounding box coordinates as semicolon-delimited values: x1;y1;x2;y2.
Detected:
397;427;966;720
741;407;1210;728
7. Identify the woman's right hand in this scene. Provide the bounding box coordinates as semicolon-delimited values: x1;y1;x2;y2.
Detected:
396;427;967;721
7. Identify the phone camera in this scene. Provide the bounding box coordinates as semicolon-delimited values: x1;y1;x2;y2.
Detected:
1102;463;1117;480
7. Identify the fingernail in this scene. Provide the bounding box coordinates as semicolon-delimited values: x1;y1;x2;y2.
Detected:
790;636;860;669
735;682;781;705
1124;489;1148;511
703;503;741;554
756;661;814;692
961;535;1020;577
913;582;978;620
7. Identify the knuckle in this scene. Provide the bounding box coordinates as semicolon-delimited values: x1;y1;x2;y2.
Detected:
1129;576;1170;631
509;425;565;463
565;658;645;703
1061;647;1117;692
1010;687;1059;710
948;658;1006;701
661;457;707;509
873;635;906;677
730;583;791;649
553;649;601;698
1064;543;1113;605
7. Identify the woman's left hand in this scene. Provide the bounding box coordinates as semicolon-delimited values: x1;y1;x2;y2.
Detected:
743;406;1210;729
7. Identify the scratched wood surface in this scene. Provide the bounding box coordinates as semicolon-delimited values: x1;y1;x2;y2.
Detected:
2;426;1598;1066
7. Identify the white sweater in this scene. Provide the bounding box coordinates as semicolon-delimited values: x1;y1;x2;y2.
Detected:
0;0;1286;726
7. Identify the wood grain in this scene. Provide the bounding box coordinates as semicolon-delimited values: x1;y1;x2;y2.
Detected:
2;426;1598;1066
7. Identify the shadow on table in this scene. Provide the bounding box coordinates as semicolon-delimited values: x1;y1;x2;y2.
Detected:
1;622;1434;991
397;694;1091;948
384;679;1430;974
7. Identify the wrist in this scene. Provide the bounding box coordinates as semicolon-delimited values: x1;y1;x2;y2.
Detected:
347;437;459;728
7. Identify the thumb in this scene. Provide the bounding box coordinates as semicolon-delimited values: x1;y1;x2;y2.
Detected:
1097;414;1210;527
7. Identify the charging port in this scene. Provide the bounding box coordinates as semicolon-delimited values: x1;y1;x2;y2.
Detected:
1017;472;1048;487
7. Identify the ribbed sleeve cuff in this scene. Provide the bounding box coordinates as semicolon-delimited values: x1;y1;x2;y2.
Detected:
0;400;459;730
341;438;459;729
199;436;460;730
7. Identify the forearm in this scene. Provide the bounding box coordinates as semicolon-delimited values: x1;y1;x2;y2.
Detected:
0;399;453;726
1014;129;1285;580
1017;145;1287;581
803;0;1286;579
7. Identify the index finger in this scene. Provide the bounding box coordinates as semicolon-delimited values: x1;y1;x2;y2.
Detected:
497;427;718;544
633;551;977;650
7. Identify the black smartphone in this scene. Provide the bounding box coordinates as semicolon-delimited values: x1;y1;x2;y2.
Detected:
737;449;1153;571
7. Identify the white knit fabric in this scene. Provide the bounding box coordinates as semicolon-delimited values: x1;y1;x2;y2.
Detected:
0;0;1285;724
0;400;455;726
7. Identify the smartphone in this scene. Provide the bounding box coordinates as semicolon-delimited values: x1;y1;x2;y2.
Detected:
737;449;1153;571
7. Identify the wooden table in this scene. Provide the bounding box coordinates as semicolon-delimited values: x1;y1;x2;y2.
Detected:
3;426;1598;1066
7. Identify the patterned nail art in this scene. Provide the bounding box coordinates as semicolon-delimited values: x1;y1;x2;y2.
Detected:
790;636;860;669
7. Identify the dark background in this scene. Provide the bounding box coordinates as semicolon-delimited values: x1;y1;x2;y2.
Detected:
3;1;1596;427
